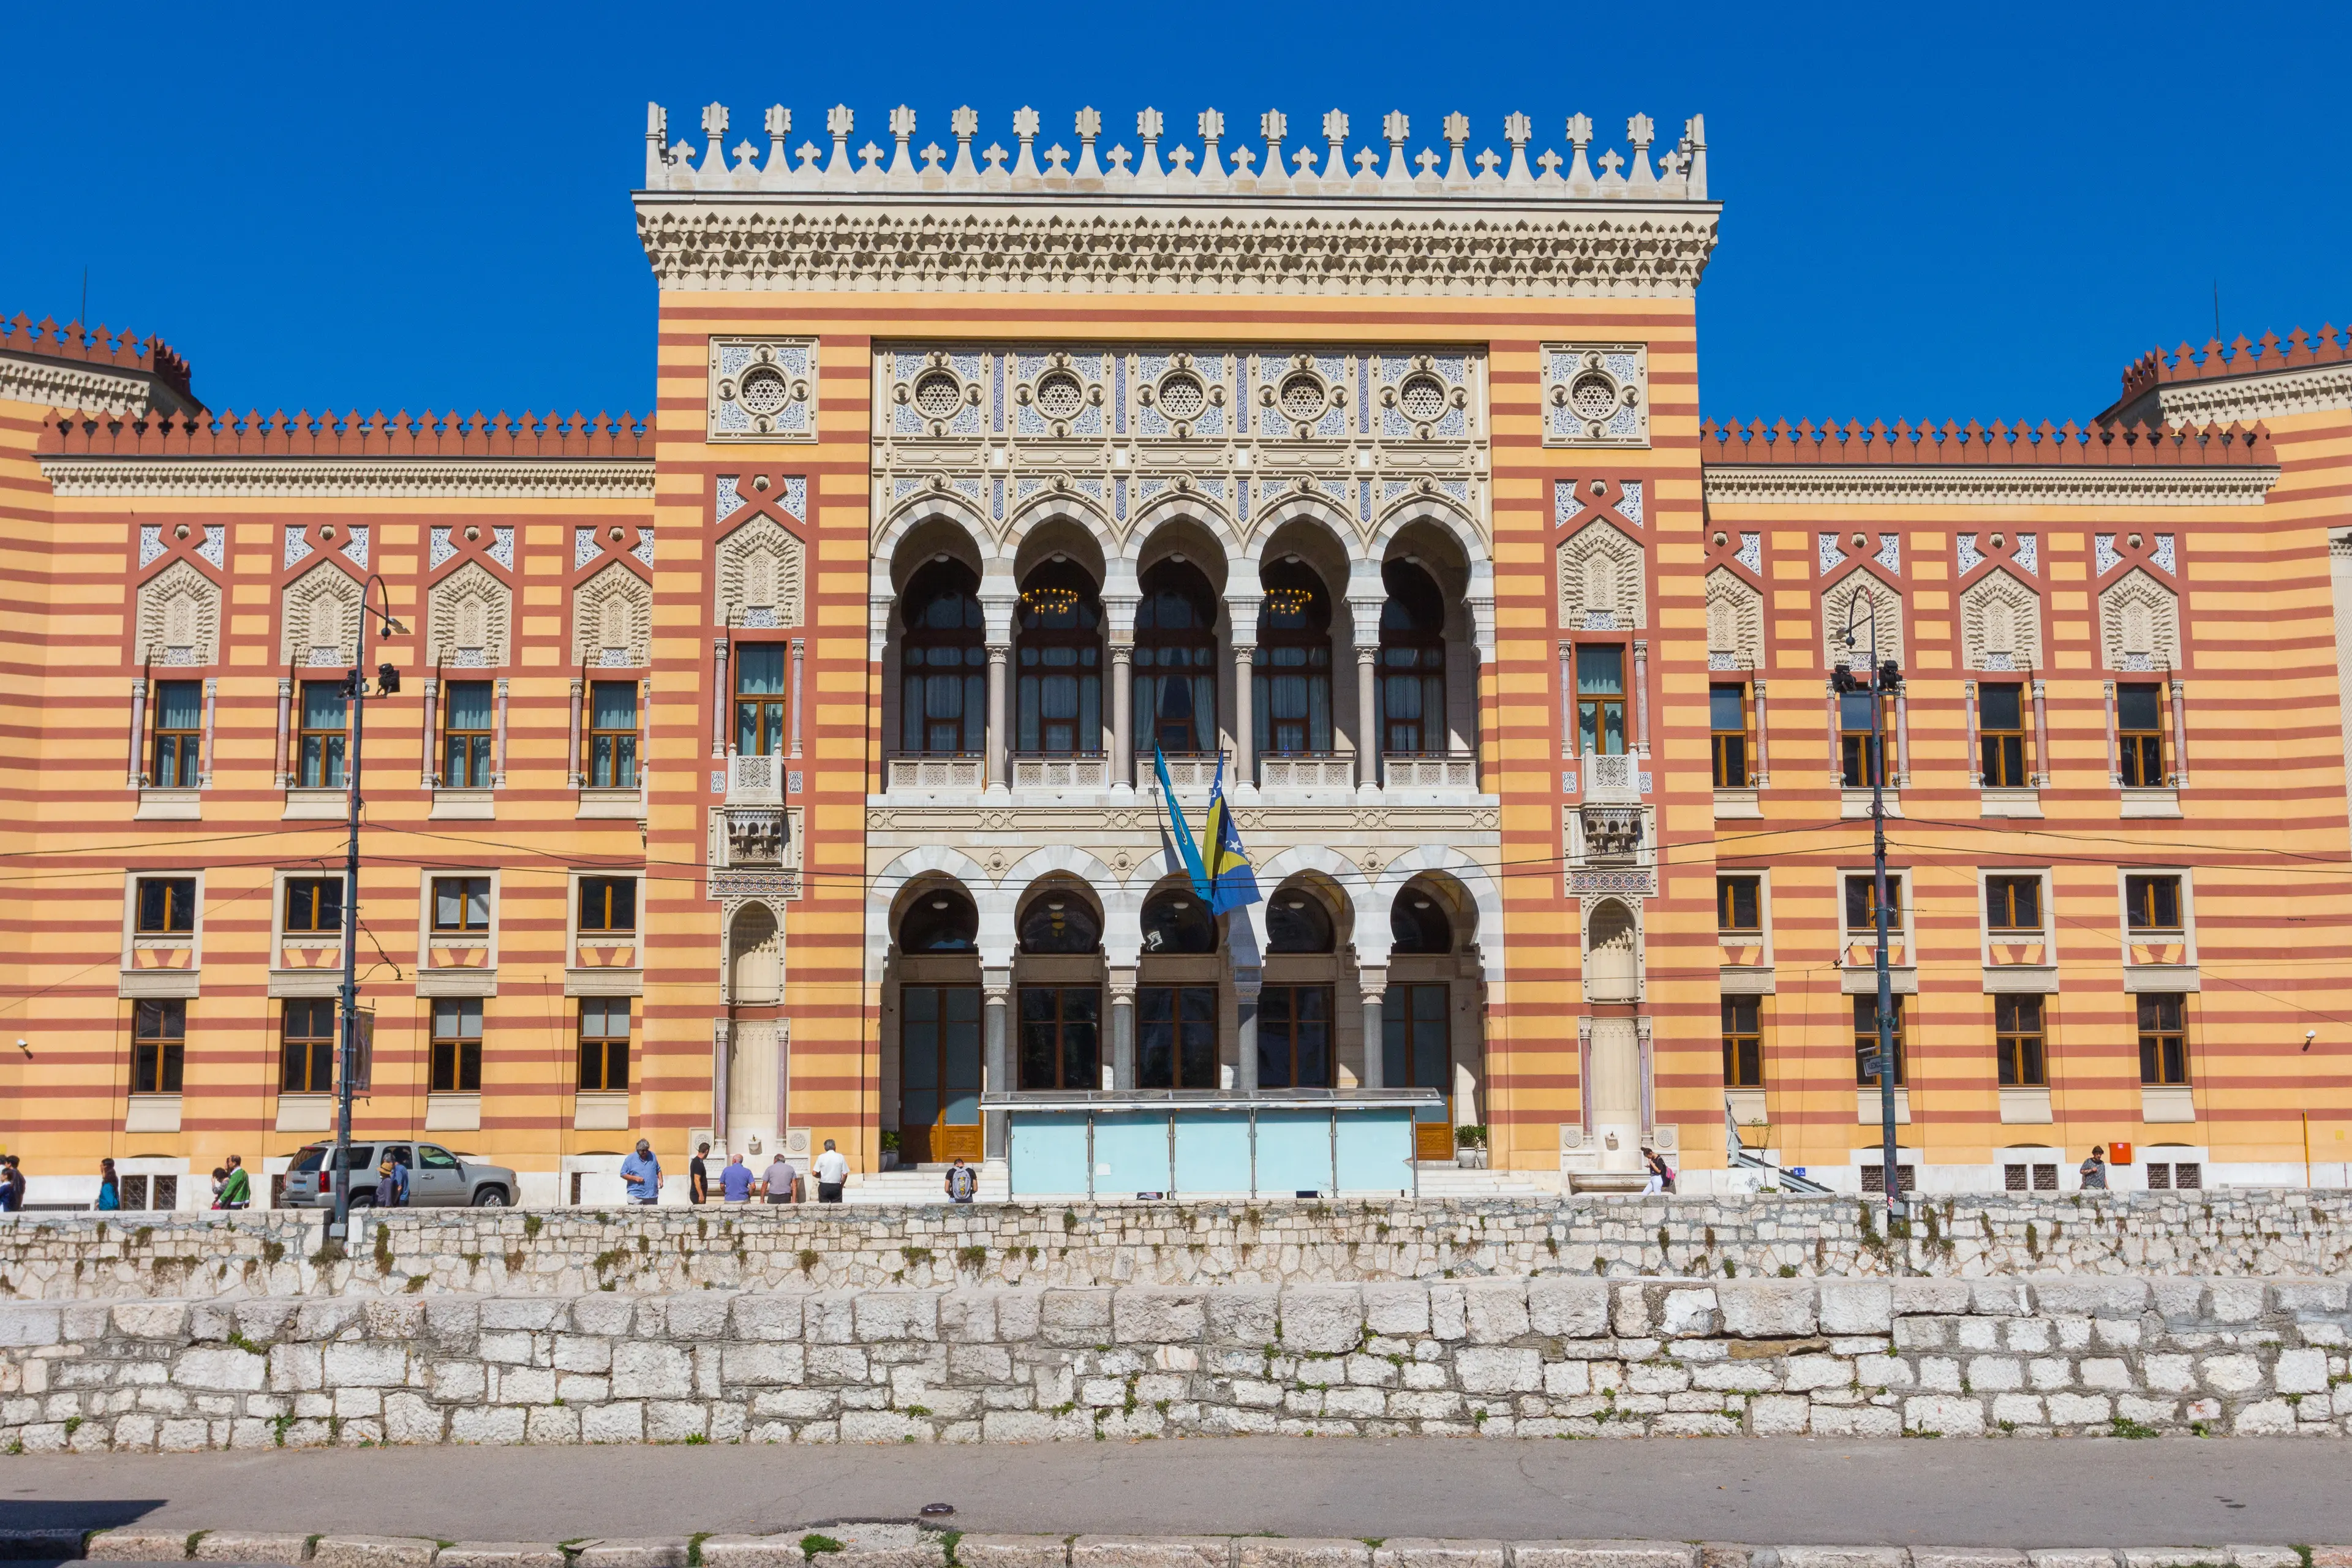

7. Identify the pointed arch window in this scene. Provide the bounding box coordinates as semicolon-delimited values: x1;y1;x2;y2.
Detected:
1254;559;1333;756
1016;562;1101;756
1378;560;1447;756
1133;559;1218;755
900;559;986;755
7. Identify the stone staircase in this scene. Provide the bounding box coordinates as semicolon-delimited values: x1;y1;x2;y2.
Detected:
845;1161;1009;1205
1409;1162;1561;1199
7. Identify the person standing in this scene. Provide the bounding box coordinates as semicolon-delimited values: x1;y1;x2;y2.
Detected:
943;1157;978;1204
720;1152;754;1204
761;1150;799;1205
1641;1146;1676;1194
217;1155;251;1210
620;1138;661;1205
813;1138;848;1204
208;1166;228;1207
689;1142;711;1205
372;1153;406;1208
94;1158;120;1212
2079;1144;2109;1190
1;1155;24;1212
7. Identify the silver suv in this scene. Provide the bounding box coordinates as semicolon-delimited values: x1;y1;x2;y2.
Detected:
279;1140;516;1208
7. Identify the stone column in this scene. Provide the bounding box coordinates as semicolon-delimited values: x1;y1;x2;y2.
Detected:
1751;677;1770;789
198;676;218;788
420;677;440;788
984;643;1011;797
1358;966;1387;1090
1894;687;1912;788
1232;965;1262;1092
273;677;292;788
1963;679;1981;788
567;677;585;788
2103;680;2121;786
2031;677;2051;788
1231;636;1256;794
2169;676;2189;788
1108;967;1138;1090
1632;638;1651;758
1105;595;1137;793
711;639;730;761
1558;641;1577;761
1352;595;1384;794
790;638;807;758
1825;679;1842;788
126;677;148;789
982;966;1012;1157
710;1017;732;1148
494;676;511;789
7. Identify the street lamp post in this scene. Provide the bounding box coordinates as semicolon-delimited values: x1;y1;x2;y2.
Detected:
330;576;406;1238
1836;594;1905;1220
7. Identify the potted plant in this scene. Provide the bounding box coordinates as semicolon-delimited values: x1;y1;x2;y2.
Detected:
879;1129;902;1172
1454;1125;1490;1169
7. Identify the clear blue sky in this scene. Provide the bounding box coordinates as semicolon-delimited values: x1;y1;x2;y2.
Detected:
4;0;2342;428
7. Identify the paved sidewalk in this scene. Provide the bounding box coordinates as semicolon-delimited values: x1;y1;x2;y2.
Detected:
0;1438;2345;1545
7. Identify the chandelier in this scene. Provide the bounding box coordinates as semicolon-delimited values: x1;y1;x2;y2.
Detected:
1264;585;1314;617
1019;585;1079;616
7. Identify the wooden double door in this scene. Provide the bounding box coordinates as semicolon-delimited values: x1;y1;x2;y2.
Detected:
1384;983;1457;1162
900;985;983;1164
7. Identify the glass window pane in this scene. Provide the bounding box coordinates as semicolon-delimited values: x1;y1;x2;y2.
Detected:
592;681;636;730
303;682;346;729
1576;646;1623;695
1840;692;1876;731
1709;685;1743;730
1979;684;2022;729
2117;684;2162;729
737;645;785;695
446;681;494;729
156;681;203;729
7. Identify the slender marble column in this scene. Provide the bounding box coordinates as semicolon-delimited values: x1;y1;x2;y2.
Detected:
1358;967;1387;1090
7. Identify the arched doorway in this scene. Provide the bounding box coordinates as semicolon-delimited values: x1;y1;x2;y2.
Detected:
1254;559;1333;759
898;559;985;756
1384;880;1460;1161
1015;560;1103;758
725;903;783;1156
1133;559;1219;757
1378;559;1448;766
894;884;982;1164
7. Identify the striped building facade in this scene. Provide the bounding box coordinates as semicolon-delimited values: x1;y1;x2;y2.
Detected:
1;100;2346;1206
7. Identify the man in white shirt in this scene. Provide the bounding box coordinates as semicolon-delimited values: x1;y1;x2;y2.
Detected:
812;1139;849;1204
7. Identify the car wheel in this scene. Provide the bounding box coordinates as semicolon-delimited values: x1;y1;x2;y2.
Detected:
349;1194;375;1208
472;1187;509;1207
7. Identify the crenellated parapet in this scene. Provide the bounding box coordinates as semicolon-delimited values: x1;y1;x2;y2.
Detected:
633;102;1721;298
1;312;202;417
2107;323;2352;428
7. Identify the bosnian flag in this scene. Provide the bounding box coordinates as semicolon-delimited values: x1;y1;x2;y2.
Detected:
1154;746;1212;901
1201;753;1261;916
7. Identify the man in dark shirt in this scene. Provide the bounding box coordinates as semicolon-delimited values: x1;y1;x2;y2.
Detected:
689;1142;711;1205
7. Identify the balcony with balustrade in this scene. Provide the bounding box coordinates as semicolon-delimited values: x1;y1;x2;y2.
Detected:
1379;750;1480;796
885;752;987;793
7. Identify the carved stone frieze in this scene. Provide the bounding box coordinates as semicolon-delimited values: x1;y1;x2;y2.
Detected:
865;803;1499;836
1703;465;2278;508
709;337;816;442
1542;344;1648;447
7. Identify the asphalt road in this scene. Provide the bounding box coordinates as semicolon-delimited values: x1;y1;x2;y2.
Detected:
1;1438;2345;1547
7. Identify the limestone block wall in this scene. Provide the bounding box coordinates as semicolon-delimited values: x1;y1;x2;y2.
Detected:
4;1276;2350;1453
5;1195;2351;1303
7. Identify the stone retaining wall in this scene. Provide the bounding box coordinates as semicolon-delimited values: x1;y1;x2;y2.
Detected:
7;1275;2352;1452
6;1193;2351;1302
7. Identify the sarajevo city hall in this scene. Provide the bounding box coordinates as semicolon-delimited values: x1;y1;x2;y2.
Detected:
3;98;2350;1207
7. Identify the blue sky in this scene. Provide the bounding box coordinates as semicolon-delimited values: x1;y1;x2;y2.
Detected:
4;1;2342;427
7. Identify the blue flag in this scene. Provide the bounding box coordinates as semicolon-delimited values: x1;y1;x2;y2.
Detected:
1153;747;1212;901
1202;753;1261;916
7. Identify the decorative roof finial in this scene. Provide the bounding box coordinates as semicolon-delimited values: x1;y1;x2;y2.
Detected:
1011;106;1042;189
1074;107;1104;189
823;105;855;190
1136;107;1166;192
699;102;730;179
763;106;793;179
1381;111;1412;192
1564;113;1594;195
1319;109;1349;190
1259;109;1289;196
949;105;979;190
1503;112;1534;192
1626;113;1656;192
1442;112;1471;192
887;106;918;189
1197;108;1227;189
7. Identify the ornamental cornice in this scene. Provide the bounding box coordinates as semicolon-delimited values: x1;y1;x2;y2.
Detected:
633;199;1719;298
1700;465;2279;509
0;356;157;417
2148;362;2352;427
38;457;657;500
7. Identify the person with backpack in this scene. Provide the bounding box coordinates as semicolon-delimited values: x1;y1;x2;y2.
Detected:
1641;1145;1676;1194
943;1157;979;1204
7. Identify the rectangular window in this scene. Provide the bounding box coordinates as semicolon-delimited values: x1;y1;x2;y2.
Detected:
1844;873;1902;934
281;998;336;1093
134;877;197;936
298;679;348;788
578;998;630;1092
1717;875;1761;934
2005;1162;2059;1192
1995;995;2046;1087
1575;645;1627;756
1257;985;1334;1090
1860;1163;1917;1194
2125;873;2183;932
2118;682;2166;787
153;680;202;788
735;644;787;757
1853;994;1905;1086
1709;683;1748;788
132;999;186;1094
2138;993;2188;1085
1978;682;2027;787
431;998;483;1093
1985;874;2043;932
577;876;637;937
1137;986;1218;1090
1017;986;1099;1090
1721;997;1762;1088
1839;690;1890;787
588;680;639;788
442;680;494;789
432;876;492;934
282;875;344;935
2146;1160;2201;1190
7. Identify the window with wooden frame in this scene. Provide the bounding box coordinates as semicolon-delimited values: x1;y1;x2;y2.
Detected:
1255;558;1334;756
1709;683;1749;788
577;998;630;1092
1843;873;1902;935
430;998;483;1093
297;679;348;788
587;680;638;788
1378;559;1449;756
1016;986;1099;1090
734;643;788;756
1839;688;1891;787
442;679;494;788
282;875;343;935
1716;875;1761;934
1132;559;1218;756
134;877;197;936
1257;984;1335;1090
2117;682;2166;787
281;998;336;1094
1985;873;2043;933
1852;994;1905;1086
1575;643;1627;756
578;876;636;937
1015;562;1102;757
1995;994;2046;1087
1978;682;2028;786
152;680;202;788
1137;986;1218;1090
899;558;986;756
2125;873;2183;933
132;999;186;1094
1721;996;1762;1088
2138;993;2188;1085
431;876;492;934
